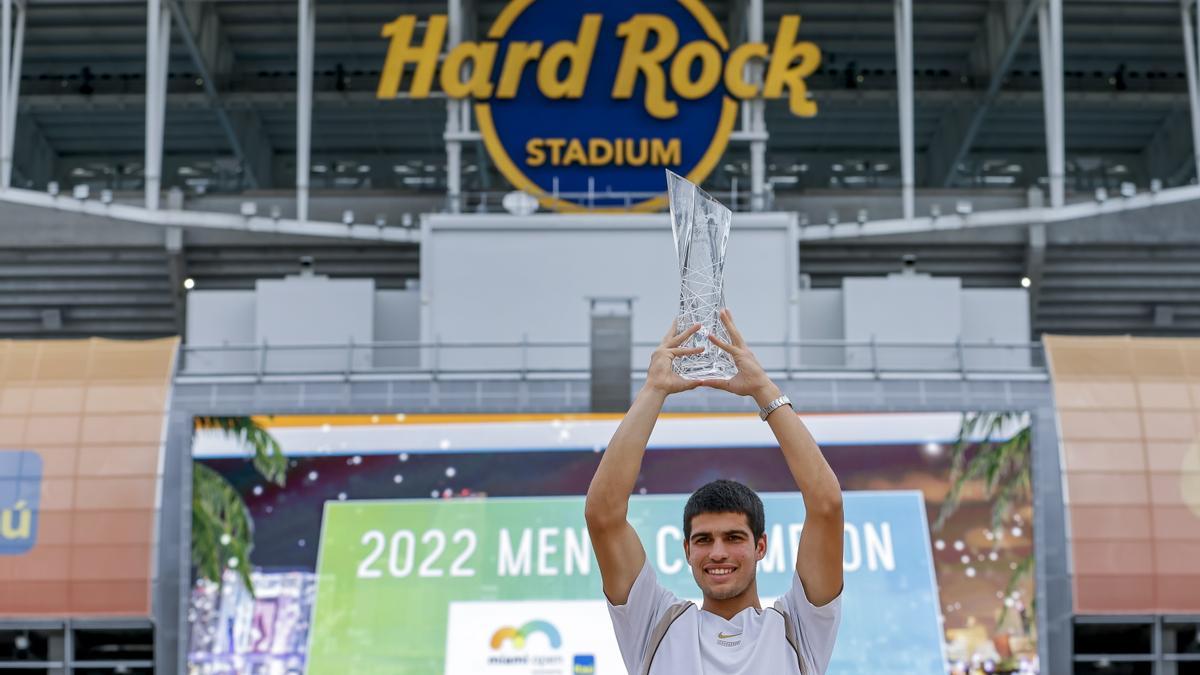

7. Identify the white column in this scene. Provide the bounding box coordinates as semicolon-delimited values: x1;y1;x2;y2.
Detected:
0;0;21;189
445;0;463;213
1038;0;1065;207
296;0;315;221
894;0;915;220
1;0;10;188
748;0;766;211
145;0;171;210
1183;0;1200;181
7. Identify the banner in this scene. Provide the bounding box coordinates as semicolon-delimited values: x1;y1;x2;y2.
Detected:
307;492;942;674
188;412;1038;674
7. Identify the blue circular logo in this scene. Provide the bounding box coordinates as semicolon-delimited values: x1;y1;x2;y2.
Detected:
477;0;738;211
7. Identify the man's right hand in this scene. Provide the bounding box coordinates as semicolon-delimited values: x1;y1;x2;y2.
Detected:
644;320;705;395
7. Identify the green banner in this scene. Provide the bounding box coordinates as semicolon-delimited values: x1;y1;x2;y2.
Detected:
307;492;940;674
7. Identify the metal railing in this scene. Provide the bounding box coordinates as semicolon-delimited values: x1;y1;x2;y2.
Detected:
177;338;1046;381
450;185;774;213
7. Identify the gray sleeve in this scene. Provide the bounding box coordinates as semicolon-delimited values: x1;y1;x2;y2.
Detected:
774;572;843;675
605;558;680;674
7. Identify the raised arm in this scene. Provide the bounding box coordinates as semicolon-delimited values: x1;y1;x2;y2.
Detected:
585;322;703;605
701;309;844;606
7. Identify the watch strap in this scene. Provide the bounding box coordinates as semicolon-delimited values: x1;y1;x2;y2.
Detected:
758;395;792;421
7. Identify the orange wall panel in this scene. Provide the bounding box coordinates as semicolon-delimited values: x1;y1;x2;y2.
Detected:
0;337;177;618
1046;335;1200;614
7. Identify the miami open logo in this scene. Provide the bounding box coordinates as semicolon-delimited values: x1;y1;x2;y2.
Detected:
0;450;42;556
378;0;820;211
487;620;571;669
489;620;562;650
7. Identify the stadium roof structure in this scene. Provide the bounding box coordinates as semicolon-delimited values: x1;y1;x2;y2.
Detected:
8;0;1199;195
1;0;1200;340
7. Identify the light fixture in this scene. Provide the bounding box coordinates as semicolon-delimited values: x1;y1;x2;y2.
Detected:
342;210;355;225
239;201;257;217
183;278;195;290
1020;276;1031;288
1094;187;1107;202
856;209;868;224
72;184;89;200
1119;182;1136;198
1150;178;1163;193
47;181;60;196
100;189;113;204
955;200;972;215
269;205;282;220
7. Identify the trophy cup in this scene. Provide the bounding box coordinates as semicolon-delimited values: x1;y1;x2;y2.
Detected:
666;170;737;380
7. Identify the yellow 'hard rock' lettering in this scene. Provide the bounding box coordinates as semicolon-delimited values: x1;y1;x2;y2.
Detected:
611;15;679;120
763;15;821;117
537;15;602;99
724;43;768;98
441;42;499;98
496;41;543;98
376;11;821;120
378;15;447;99
671;41;723;100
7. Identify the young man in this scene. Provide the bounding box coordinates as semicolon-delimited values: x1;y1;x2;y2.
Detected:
584;309;844;674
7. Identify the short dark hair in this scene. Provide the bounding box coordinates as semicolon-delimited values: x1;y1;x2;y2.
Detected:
683;479;765;541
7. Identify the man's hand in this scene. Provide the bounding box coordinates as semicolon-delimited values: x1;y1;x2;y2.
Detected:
700;309;780;405
644;321;705;396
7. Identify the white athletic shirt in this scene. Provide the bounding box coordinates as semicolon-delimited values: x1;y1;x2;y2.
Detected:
606;558;841;675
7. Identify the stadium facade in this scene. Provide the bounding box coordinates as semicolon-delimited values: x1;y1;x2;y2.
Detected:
0;1;1199;674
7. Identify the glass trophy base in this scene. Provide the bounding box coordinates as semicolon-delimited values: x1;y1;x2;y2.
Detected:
673;338;737;381
675;362;737;381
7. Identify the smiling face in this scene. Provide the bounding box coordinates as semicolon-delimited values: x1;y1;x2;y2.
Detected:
684;511;767;603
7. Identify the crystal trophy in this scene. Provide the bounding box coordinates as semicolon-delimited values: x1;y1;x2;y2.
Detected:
666;170;737;380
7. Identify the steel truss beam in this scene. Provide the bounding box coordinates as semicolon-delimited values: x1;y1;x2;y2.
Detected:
940;0;1043;187
165;0;261;189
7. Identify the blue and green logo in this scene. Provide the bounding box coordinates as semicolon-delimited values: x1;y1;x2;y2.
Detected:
0;450;42;555
378;0;820;210
489;620;562;650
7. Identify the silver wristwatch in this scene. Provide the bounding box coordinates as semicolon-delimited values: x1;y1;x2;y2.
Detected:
758;395;792;421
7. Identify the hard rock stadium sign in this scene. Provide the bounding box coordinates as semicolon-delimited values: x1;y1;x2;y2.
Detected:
377;0;820;211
